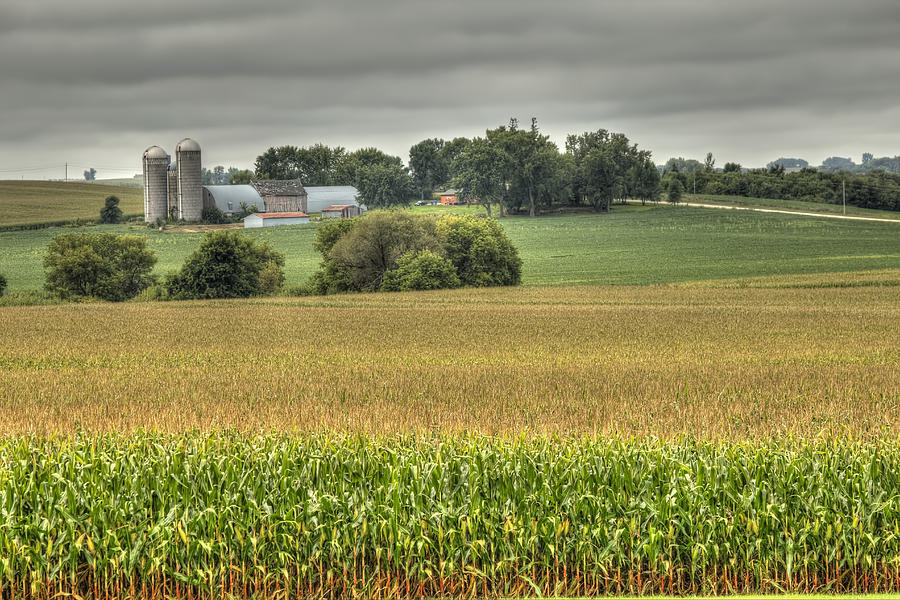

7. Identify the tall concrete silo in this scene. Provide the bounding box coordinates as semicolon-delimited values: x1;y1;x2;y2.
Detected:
142;146;170;223
176;138;202;221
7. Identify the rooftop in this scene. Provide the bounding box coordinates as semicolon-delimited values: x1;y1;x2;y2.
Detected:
251;179;307;196
323;205;355;211
176;138;201;153
249;211;309;219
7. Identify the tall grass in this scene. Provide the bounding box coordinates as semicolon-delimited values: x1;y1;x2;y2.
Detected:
1;433;900;598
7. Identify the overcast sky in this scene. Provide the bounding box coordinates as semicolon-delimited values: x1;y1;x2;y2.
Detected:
1;0;899;179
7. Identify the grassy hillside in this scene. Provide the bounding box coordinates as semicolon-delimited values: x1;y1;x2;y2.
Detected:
1;204;898;292
94;177;143;188
0;180;144;226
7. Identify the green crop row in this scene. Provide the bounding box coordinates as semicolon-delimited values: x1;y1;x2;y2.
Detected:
2;434;900;598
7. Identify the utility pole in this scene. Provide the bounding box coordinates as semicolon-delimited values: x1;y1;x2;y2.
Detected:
842;179;846;215
65;162;68;182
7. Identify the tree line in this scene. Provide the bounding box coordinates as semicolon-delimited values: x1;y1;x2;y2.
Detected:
250;119;661;216
662;160;900;211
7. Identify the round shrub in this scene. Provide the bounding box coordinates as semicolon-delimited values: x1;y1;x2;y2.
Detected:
381;250;460;292
165;231;285;299
43;233;157;301
435;214;522;286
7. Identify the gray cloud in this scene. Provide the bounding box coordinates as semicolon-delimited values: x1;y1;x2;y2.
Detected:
1;0;899;178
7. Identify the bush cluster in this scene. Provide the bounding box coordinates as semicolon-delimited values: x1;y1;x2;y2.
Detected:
165;230;285;299
307;212;521;294
43;233;156;301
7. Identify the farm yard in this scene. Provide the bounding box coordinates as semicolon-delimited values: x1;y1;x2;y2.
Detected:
1;196;900;598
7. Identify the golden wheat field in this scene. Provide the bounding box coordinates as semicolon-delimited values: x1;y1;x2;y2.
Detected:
1;280;897;439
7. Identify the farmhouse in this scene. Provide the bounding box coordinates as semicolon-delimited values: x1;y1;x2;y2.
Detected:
243;211;310;228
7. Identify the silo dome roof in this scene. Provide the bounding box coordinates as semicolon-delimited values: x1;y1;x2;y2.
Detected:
143;146;168;159
176;138;201;152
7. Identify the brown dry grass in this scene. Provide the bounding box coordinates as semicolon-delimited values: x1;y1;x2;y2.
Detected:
0;284;897;439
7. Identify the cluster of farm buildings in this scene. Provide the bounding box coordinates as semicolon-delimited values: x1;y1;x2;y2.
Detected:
142;139;363;227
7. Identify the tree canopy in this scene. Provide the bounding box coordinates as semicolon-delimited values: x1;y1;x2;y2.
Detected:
254;120;666;216
44;233;156;301
165;231;284;299
307;212;521;295
408;138;450;200
99;195;123;224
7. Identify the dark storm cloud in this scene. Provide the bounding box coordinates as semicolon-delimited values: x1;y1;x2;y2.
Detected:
1;0;899;177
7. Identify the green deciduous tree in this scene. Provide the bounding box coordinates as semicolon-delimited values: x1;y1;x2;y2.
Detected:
381;250;460;292
629;157;662;205
354;163;416;207
451;136;508;218
0;273;6;297
99;195;123;224
44;233;157;301
408;138;449;200
435;214;521;286
254;144;349;184
567;129;649;211
320;211;442;292
667;177;684;204
308;212;522;294
229;169;255;184
664;157;705;174
165;231;284;299
488;119;567;217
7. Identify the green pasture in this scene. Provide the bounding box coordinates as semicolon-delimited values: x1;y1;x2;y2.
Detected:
685;193;900;219
1;204;898;293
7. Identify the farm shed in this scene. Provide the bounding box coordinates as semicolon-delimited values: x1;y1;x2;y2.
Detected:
203;185;264;215
251;179;308;213
243;211;309;228
322;204;362;219
440;189;459;205
306;186;362;213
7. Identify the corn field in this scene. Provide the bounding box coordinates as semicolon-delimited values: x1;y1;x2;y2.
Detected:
2;433;900;599
1;285;898;439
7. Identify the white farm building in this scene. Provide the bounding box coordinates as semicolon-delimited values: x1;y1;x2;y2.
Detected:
243;212;310;228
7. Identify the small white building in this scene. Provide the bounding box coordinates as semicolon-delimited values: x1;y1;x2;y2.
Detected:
243;211;310;228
